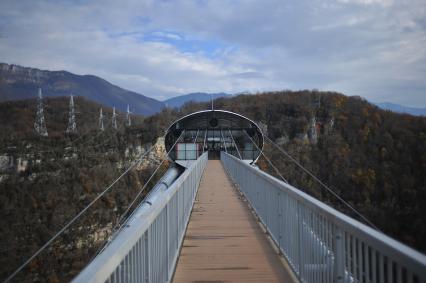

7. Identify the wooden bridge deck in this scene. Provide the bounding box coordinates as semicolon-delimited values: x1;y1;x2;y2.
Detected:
173;160;295;283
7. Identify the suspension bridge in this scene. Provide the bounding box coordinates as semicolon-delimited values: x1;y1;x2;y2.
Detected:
5;109;426;283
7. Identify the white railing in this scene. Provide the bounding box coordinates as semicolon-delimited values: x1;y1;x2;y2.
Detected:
73;152;208;283
221;152;426;283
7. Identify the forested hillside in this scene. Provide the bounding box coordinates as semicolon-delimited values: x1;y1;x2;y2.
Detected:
218;91;426;253
1;90;425;281
0;97;168;281
146;90;426;253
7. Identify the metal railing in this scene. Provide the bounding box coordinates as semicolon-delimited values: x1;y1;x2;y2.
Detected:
221;152;426;283
73;152;208;283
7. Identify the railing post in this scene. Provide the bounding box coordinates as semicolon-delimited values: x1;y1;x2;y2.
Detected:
177;189;180;241
277;191;282;253
166;203;170;281
297;202;303;277
144;230;150;283
221;152;426;283
334;227;345;283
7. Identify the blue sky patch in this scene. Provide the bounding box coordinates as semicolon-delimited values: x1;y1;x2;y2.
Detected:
144;30;231;58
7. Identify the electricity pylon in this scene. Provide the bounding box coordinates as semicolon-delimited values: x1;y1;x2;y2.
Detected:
34;88;48;136
99;108;105;131
126;104;131;127
112;106;117;130
66;94;77;134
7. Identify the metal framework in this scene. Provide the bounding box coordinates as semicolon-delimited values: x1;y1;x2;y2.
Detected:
34;88;48;136
16;106;426;283
221;152;426;283
99;108;105;131
244;130;288;183
73;153;208;283
112;107;118;130
220;130;228;153
228;130;242;159
165;110;263;162
126;104;132;127
66;94;77;134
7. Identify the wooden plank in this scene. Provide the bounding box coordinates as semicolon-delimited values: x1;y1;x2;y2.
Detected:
173;160;295;283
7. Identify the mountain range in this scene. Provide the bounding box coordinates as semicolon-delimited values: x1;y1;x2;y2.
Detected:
375;102;426;116
163;92;231;108
0;63;163;116
0;63;232;116
1;62;425;117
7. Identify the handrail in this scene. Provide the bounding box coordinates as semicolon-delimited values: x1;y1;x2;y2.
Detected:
73;152;208;283
221;152;426;283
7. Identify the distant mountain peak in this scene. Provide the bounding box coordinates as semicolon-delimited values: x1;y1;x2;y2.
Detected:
163;92;231;108
375;102;426;116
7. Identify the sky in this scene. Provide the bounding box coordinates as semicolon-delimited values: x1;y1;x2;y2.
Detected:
0;0;425;106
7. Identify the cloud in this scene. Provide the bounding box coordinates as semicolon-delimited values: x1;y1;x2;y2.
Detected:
149;31;183;41
336;0;393;6
0;0;425;106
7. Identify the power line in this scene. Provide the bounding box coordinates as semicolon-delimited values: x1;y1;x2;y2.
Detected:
23;128;101;154
3;142;158;283
75;129;105;147
263;135;380;231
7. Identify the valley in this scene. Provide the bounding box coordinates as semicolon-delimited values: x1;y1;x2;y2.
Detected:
0;89;425;281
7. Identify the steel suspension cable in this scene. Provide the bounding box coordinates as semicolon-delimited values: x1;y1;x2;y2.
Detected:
91;131;184;261
94;131;185;257
263;135;380;230
228;130;242;159
202;129;207;153
220;130;228;153
3;141;159;283
193;129;199;144
118;130;184;227
244;130;288;183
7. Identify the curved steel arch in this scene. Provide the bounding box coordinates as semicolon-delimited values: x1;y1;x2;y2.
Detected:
165;110;264;162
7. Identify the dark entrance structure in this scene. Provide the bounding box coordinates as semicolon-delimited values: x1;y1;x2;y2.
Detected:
165;110;263;164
